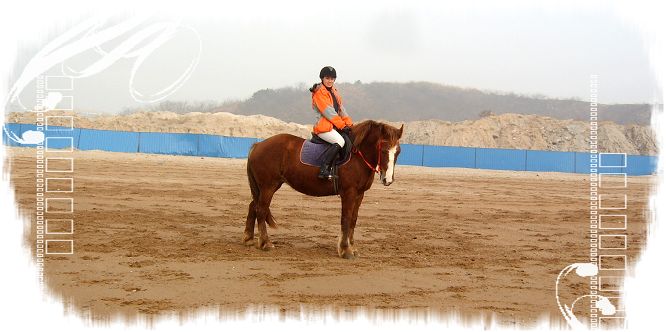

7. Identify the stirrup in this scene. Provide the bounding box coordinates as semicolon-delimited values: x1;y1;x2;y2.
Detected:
318;167;331;179
326;165;339;181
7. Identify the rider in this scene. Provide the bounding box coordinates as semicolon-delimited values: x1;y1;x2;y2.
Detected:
309;66;353;179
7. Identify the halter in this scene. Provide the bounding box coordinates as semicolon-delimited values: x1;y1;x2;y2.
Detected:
353;140;383;174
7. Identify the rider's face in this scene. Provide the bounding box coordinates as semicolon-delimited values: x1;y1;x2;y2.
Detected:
322;76;335;88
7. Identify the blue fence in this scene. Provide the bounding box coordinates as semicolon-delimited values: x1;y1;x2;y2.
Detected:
3;123;261;160
422;145;476;168
78;128;140;153
526;150;576;173
2;123;22;147
5;124;82;150
139;132;199;156
2;123;657;175
402;144;657;175
476;147;527;171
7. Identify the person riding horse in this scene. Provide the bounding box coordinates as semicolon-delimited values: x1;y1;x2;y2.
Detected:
309;66;353;179
243;65;404;258
244;119;404;258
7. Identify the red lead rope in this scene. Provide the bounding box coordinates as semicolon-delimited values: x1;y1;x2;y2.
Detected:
353;140;382;174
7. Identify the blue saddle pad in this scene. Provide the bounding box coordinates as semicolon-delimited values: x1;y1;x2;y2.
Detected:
300;140;351;167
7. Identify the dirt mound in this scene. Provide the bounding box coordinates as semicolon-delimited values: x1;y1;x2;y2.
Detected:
5;110;312;140
386;113;657;155
5;111;657;154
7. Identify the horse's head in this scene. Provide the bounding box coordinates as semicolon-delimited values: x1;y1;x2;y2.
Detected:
352;121;404;186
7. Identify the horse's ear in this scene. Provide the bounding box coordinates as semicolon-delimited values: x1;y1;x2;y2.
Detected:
398;124;404;139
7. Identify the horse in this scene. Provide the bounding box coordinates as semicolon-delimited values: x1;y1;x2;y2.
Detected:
244;120;404;259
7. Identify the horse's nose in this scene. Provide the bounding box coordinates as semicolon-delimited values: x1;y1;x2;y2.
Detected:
382;179;393;186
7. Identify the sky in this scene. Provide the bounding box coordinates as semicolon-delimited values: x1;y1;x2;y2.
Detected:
3;1;663;114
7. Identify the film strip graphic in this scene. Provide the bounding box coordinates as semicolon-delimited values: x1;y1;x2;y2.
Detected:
35;75;75;285
590;153;628;329
589;75;627;329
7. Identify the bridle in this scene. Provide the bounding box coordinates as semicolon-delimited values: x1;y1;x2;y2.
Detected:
352;140;383;174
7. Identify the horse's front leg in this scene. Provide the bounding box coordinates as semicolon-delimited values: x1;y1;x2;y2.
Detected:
349;192;365;257
338;192;357;259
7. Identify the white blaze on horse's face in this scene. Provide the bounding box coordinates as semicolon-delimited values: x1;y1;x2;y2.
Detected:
381;145;398;186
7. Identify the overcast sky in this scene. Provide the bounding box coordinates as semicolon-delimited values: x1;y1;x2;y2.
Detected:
4;0;663;114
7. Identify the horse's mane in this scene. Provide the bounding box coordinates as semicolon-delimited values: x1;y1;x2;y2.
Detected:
352;120;402;148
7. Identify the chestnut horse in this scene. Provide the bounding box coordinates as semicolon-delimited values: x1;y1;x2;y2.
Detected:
244;120;403;259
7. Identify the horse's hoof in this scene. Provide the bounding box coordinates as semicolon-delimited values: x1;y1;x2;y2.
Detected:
242;237;255;246
341;251;356;260
257;241;274;251
339;247;355;259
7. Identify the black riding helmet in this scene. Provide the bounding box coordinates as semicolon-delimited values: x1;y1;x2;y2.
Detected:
319;66;337;79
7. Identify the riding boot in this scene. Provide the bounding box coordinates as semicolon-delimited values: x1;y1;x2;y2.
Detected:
318;143;342;179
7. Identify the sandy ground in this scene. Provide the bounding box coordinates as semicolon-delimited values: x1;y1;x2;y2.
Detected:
5;146;653;327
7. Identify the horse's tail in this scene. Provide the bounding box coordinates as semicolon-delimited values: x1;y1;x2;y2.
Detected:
247;144;277;229
265;209;277;229
247;145;260;203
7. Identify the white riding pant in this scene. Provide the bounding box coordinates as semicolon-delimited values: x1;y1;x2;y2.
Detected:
317;130;345;147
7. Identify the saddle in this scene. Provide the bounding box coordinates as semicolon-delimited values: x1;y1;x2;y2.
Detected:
299;133;352;168
300;132;353;195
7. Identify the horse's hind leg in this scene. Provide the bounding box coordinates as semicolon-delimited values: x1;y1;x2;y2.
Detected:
256;185;280;250
243;201;257;246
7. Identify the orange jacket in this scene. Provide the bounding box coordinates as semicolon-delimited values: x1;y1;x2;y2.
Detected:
311;84;353;134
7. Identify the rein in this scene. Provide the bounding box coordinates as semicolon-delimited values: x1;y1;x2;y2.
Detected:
352;140;382;174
